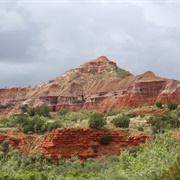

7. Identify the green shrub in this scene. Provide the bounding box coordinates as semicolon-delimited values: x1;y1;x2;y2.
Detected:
36;105;50;117
105;109;122;117
148;114;180;134
27;107;36;117
27;105;50;117
118;132;180;180
112;115;130;128
99;134;111;145
114;67;129;79
70;72;81;80
128;111;138;118
46;121;62;132
21;104;29;113
160;155;180;180
167;102;178;110
156;101;163;109
92;143;98;153
22;115;46;134
129;146;140;157
88;112;106;128
0;140;10;153
57;109;69;116
137;126;144;132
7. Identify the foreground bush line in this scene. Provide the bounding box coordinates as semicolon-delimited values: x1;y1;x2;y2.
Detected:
0;131;179;180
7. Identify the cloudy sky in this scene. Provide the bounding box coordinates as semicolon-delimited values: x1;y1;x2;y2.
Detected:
0;0;180;88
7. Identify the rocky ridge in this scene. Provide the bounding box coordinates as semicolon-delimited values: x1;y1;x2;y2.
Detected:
0;56;180;115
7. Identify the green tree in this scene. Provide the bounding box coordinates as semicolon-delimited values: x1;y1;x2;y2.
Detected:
167;101;178;110
118;132;180;180
36;105;50;117
88;112;106;128
57;109;69;116
99;134;111;145
148;114;180;134
22;115;46;134
156;101;163;109
112;115;130;128
27;105;50;117
27;107;36;117
46;121;62;132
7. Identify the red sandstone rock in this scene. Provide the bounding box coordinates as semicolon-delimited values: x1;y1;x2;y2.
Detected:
0;129;149;160
40;128;149;160
0;131;43;154
0;56;180;115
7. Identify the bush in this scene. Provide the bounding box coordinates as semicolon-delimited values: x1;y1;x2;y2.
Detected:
128;111;138;118
22;115;46;134
167;102;178;110
36;105;50;117
129;146;140;157
160;155;180;180
105;109;121;117
92;143;98;153
21;104;29;113
99;134;111;145
57;109;69;116
0;140;10;153
118;132;180;180
88;112;106;128
148;114;180;134
46;121;62;132
27;105;50;117
156;101;163;109
137;126;144;132
112;115;130;128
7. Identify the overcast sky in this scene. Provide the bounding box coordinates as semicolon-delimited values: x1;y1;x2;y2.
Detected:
0;0;180;88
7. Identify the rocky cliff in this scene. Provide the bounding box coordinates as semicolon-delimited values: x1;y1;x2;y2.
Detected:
0;129;149;160
40;128;149;160
0;56;180;115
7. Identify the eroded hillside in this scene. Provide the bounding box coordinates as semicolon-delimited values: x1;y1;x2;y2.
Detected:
0;56;180;115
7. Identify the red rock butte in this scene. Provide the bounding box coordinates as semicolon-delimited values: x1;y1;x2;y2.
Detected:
0;56;180;115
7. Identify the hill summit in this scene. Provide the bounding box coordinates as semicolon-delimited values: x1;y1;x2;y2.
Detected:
0;56;180;115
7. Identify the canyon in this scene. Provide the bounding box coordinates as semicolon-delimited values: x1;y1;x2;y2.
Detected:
0;56;179;160
0;56;180;116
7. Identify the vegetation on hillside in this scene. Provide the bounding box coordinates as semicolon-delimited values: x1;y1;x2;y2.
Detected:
0;102;179;134
0;132;179;180
0;103;179;179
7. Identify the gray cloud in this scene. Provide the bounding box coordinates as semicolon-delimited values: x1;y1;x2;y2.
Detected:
0;1;180;88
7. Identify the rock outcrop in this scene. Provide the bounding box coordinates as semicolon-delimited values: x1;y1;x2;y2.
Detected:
0;56;180;115
0;129;149;160
0;131;43;153
40;128;149;160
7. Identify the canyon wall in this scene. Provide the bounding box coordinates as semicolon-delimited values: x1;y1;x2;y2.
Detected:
0;56;180;115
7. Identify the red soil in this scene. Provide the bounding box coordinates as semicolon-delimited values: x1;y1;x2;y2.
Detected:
0;128;149;160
